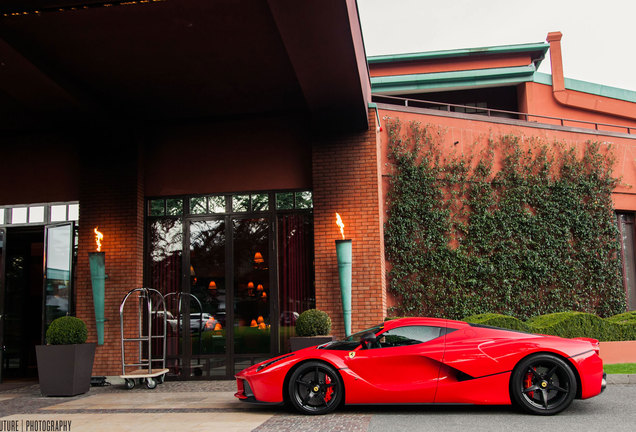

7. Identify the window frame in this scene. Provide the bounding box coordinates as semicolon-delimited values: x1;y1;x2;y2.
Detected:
373;325;446;349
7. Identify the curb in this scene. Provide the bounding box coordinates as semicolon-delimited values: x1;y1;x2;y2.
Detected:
606;374;636;384
101;375;636;385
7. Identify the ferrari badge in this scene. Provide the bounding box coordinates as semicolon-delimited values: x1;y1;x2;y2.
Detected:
348;352;356;359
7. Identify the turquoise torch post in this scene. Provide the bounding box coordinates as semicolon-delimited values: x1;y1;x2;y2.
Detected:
89;228;106;345
335;213;352;337
335;239;352;337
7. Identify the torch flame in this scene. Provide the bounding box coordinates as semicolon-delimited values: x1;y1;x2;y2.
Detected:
335;213;345;240
94;227;104;252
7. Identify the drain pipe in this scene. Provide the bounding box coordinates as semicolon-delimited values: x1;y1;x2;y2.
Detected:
546;31;636;120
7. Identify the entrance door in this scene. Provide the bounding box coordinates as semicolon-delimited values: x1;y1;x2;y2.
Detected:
0;228;5;383
146;192;315;380
231;217;274;375
0;224;75;382
43;223;75;332
186;218;228;378
1;228;44;380
181;217;274;378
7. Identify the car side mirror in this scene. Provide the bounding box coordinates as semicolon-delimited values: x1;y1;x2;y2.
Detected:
360;332;377;349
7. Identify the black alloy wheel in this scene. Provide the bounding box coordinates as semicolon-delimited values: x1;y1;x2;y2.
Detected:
288;361;343;415
510;353;577;415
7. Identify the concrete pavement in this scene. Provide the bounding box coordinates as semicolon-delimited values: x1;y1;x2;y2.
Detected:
0;378;634;432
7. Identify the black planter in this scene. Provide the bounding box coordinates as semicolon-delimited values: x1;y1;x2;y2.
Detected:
36;343;96;396
289;336;334;352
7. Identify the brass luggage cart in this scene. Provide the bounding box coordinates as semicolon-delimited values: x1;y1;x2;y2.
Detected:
119;287;169;389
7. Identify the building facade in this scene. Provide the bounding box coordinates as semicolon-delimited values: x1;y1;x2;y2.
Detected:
0;1;634;381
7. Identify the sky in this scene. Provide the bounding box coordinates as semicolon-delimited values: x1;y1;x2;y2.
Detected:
358;0;636;92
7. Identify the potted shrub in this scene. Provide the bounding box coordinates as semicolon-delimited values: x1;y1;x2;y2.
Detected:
36;316;96;396
289;309;334;351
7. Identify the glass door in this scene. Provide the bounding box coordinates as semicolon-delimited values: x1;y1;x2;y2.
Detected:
0;228;5;383
184;217;274;378
2;228;44;379
187;219;228;377
43;223;75;334
148;218;183;377
146;191;315;379
232;217;274;374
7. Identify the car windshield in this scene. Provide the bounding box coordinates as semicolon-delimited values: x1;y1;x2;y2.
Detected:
345;323;384;342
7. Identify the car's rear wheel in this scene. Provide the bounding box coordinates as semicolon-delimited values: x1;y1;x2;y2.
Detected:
288;361;343;415
510;353;577;415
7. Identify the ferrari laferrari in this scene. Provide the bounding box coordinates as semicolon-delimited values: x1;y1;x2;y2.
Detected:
234;317;606;415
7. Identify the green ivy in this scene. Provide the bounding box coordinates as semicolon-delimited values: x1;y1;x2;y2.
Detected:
385;119;626;320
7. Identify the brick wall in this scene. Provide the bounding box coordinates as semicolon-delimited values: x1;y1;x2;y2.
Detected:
312;109;386;338
75;135;145;376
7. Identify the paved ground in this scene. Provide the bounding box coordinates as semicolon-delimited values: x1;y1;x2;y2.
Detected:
0;378;634;432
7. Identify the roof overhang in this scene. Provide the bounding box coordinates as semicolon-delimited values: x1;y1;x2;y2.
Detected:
368;42;549;65
0;0;370;132
371;65;537;95
368;41;547;96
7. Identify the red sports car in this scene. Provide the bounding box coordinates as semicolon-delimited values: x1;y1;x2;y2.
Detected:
234;317;606;415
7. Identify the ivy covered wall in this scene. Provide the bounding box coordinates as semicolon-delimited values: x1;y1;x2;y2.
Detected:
384;119;626;320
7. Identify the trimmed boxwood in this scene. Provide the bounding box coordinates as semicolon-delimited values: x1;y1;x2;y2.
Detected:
46;316;88;345
606;311;636;325
604;311;636;340
527;312;609;339
295;309;331;337
462;311;636;341
463;313;530;332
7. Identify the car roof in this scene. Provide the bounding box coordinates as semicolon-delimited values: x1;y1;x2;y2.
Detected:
383;317;468;330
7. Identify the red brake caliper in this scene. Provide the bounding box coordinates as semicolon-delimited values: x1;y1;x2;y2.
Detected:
325;374;333;402
524;369;534;399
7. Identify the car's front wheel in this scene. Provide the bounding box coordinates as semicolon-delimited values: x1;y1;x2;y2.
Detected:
288;361;343;415
510;353;577;415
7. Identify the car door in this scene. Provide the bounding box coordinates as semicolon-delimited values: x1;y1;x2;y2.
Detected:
344;324;447;404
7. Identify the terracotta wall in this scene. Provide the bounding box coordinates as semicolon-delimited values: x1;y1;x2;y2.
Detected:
379;108;636;210
312;109;386;337
519;82;636;133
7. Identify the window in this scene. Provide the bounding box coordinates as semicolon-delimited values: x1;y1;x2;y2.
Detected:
148;191;312;216
0;202;79;227
617;213;636;310
145;189;313;378
376;325;444;348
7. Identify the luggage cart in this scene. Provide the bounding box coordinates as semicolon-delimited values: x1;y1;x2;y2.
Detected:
120;287;169;389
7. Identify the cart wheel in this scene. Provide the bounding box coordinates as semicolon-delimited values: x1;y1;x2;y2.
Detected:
146;378;157;389
124;379;135;390
157;374;165;384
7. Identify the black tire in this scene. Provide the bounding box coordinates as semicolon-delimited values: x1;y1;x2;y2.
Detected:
146;378;157;389
124;379;135;390
287;361;343;415
510;353;577;415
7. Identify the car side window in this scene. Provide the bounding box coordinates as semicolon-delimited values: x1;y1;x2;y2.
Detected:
375;325;444;348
